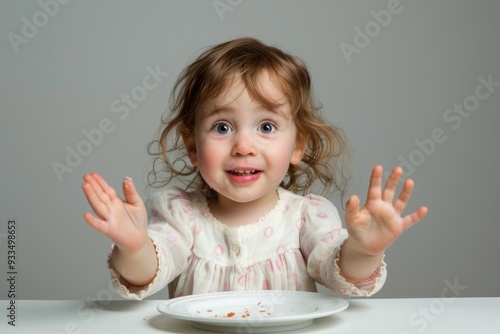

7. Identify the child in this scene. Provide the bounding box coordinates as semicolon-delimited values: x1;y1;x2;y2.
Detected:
82;37;427;300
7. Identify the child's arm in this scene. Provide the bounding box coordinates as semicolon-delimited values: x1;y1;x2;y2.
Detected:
82;173;157;286
338;165;428;282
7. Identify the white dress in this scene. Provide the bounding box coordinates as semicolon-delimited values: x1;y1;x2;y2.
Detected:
109;187;386;299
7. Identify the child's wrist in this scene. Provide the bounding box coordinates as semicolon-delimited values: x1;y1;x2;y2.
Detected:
343;237;383;258
116;238;152;258
338;239;384;283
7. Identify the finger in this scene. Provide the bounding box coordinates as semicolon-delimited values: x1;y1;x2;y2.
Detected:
366;165;383;202
87;173;123;215
82;177;110;219
345;194;360;226
401;206;428;230
393;178;415;214
83;173;111;204
122;177;142;206
83;212;110;236
91;173;119;201
382;167;403;203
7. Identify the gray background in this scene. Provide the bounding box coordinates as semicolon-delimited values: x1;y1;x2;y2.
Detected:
1;0;499;300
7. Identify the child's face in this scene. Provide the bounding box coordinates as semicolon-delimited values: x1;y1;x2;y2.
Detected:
184;76;305;206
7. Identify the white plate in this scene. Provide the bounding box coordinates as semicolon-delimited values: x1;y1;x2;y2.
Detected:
157;290;348;333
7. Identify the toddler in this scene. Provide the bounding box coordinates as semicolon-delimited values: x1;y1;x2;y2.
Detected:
82;37;427;299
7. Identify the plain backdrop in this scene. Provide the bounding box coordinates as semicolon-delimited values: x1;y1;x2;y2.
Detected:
1;0;499;301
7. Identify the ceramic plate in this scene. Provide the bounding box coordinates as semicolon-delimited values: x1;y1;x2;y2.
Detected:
157;290;348;333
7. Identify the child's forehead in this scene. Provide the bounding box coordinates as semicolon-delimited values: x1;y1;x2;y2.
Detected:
211;73;288;108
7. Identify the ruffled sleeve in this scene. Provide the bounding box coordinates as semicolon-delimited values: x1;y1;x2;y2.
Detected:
108;187;195;300
300;194;386;296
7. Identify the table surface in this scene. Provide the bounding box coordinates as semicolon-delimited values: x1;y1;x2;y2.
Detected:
1;297;499;333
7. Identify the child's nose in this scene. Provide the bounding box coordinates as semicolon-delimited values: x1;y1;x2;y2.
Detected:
231;131;257;156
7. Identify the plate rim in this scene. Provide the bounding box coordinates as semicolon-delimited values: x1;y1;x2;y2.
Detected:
157;290;349;325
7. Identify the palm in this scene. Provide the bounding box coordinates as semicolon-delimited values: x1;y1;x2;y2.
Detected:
82;173;148;253
345;166;427;256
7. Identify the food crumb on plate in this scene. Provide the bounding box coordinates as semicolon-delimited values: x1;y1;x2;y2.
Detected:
196;302;272;318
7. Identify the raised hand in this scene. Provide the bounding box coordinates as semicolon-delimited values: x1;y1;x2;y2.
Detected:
82;173;148;254
344;165;428;256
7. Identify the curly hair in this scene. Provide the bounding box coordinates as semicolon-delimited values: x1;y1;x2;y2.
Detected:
148;37;352;199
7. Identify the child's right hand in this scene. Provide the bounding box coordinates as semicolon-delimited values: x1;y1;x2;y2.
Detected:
82;173;148;255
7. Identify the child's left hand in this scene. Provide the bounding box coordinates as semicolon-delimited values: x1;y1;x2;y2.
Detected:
344;165;428;256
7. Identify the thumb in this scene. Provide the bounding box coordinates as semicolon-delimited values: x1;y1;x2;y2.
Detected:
345;194;360;225
122;177;142;206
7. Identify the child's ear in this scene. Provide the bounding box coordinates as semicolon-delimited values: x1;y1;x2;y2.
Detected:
291;136;308;165
181;128;198;166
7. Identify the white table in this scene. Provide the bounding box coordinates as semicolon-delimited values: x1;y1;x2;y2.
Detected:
1;297;498;333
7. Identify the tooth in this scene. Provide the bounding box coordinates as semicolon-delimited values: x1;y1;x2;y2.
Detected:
230;170;257;175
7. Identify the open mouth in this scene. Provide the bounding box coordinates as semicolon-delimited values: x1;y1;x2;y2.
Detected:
227;170;260;176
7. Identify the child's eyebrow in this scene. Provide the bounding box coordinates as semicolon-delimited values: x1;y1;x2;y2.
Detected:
201;106;231;119
203;104;287;118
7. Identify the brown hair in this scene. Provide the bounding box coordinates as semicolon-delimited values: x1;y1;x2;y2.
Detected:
148;37;351;198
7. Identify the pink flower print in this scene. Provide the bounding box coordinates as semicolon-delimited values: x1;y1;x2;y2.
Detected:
317;212;327;219
306;194;321;201
282;205;289;212
331;224;341;236
276;245;286;255
262;280;270;290
166;233;177;243
151;209;159;217
309;200;320;207
215;245;224;256
321;232;334;243
264;226;274;238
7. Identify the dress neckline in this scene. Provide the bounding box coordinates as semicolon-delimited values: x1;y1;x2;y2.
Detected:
193;188;287;235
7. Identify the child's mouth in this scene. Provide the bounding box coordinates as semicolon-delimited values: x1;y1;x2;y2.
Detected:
227;170;260;176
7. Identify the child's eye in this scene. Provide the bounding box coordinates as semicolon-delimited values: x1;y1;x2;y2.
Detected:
259;122;275;134
213;122;232;134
